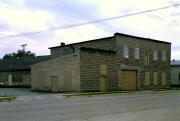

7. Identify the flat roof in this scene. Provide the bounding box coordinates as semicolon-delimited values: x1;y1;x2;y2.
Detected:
49;36;114;49
49;32;171;49
115;33;171;44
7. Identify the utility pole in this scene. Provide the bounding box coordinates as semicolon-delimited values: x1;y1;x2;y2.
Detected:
20;44;27;51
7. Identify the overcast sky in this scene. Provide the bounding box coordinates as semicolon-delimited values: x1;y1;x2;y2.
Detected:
0;0;179;60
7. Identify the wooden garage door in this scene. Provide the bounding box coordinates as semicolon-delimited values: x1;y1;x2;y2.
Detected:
121;70;137;91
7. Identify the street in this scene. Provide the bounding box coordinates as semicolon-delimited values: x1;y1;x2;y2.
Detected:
0;91;180;121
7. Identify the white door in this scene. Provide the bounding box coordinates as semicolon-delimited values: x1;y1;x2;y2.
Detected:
8;74;12;86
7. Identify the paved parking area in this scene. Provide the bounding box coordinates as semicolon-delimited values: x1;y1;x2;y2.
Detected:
0;88;45;96
0;91;180;121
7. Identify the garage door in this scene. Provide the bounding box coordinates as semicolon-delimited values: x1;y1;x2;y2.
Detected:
121;70;137;91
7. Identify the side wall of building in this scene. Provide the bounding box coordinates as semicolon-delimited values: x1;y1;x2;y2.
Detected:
31;53;80;92
170;66;180;85
0;70;31;86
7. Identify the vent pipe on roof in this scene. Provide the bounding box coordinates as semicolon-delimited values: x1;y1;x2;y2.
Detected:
61;42;65;46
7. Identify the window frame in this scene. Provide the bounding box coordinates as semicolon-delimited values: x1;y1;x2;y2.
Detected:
134;48;140;59
153;50;158;61
123;44;129;59
162;50;166;62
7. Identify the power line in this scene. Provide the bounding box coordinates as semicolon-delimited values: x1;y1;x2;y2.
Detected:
0;3;179;40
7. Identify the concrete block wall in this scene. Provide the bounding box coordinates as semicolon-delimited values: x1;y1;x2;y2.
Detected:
115;34;171;89
50;37;116;57
31;53;80;92
46;33;171;91
80;50;119;91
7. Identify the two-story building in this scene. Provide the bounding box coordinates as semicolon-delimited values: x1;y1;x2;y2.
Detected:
31;33;171;92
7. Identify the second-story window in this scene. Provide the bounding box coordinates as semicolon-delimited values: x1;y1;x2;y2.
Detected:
162;50;166;61
153;50;158;61
134;48;139;59
123;44;129;58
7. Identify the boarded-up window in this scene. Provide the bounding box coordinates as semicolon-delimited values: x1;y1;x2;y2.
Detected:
123;45;129;58
8;74;12;86
153;72;158;85
38;71;45;90
51;76;59;92
100;65;107;76
162;50;166;61
134;48;139;59
64;70;72;89
144;72;150;86
144;52;150;65
100;65;107;91
162;72;166;85
153;50;158;61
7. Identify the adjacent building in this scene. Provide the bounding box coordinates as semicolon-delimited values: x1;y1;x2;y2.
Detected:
31;33;171;92
170;60;180;86
0;56;51;87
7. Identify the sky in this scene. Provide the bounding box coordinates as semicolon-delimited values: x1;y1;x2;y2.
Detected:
0;0;179;60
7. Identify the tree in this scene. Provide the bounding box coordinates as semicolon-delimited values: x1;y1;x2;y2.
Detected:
3;50;36;59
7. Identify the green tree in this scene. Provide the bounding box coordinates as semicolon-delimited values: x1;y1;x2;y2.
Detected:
3;50;36;59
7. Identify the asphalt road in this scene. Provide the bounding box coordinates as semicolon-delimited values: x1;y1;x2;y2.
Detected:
0;91;180;121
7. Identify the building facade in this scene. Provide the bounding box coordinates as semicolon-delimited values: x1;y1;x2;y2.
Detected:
31;33;171;92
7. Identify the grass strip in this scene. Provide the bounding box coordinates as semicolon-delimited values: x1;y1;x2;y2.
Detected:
0;96;16;102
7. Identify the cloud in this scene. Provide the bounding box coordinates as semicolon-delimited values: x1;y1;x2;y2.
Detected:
0;0;179;60
0;22;10;32
0;2;56;32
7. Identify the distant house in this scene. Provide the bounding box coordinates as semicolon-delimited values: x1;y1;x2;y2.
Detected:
0;56;51;87
31;33;171;92
170;60;180;86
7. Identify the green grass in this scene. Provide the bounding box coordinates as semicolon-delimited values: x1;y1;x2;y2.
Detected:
153;87;180;91
65;91;133;98
65;88;180;98
0;96;16;102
